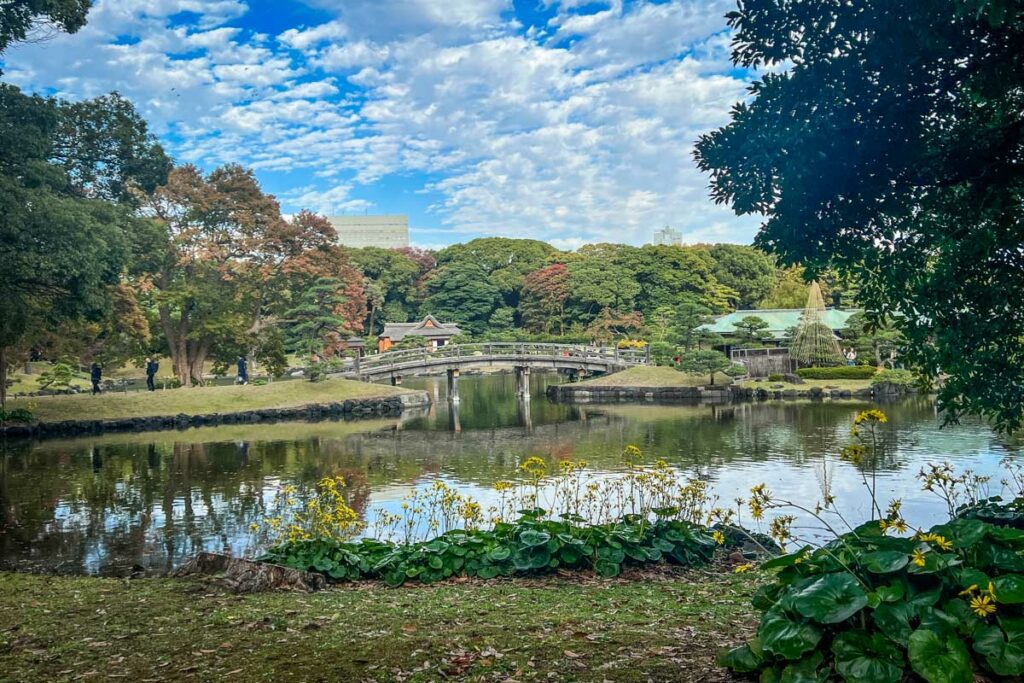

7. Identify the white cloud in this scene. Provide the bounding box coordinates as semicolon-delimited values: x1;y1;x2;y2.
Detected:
3;0;762;246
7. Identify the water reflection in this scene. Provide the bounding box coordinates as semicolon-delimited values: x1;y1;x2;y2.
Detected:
0;373;1019;575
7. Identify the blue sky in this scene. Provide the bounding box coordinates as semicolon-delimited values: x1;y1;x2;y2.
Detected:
2;0;763;249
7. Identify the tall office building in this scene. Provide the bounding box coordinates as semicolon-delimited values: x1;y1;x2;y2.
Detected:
653;226;683;246
327;215;410;249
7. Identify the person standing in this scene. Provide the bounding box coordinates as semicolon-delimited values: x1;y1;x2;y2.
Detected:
90;362;102;395
236;356;248;385
145;357;159;391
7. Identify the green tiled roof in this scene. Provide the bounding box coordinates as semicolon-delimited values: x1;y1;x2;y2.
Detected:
700;309;858;339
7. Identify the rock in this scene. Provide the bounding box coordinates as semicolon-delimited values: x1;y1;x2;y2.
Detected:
783;373;804;385
172;552;327;593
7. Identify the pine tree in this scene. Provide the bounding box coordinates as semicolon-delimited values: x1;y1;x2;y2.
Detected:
285;277;351;361
791;282;844;367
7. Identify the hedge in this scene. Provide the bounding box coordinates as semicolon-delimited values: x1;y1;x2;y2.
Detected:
796;366;878;380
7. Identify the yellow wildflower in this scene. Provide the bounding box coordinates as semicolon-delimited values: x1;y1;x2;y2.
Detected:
971;594;997;617
854;409;888;425
911;549;926;567
959;584;979;596
712;531;726;545
734;563;754;574
932;535;953;551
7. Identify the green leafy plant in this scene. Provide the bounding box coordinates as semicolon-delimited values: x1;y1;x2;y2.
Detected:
767;373;785;382
37;362;76;391
1;407;34;423
261;511;719;586
871;368;918;389
720;411;1024;682
797;366;878;380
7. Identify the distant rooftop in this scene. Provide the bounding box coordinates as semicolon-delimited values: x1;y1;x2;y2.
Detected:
700;308;859;339
380;315;462;341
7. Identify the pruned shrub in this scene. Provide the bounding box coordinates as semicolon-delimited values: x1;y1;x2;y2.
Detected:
796;366;878;380
871;368;918;388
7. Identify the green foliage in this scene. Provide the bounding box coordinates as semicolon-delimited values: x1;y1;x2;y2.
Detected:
0;82;160;407
695;0;1024;431
0;407;34;423
676;350;733;385
871;369;918;389
284;277;351;360
735;315;770;348
705;244;778;309
423;262;501;336
767;373;785;382
261;511;718;586
720;502;1024;682
0;0;91;54
37;362;76;390
797;366;878;380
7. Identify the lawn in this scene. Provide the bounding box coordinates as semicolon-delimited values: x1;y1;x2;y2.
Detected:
7;378;417;423
0;570;757;682
582;365;733;388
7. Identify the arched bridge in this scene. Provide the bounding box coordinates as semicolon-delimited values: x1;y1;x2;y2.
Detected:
330;342;649;389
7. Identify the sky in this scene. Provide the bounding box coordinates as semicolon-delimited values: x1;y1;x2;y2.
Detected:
1;0;764;250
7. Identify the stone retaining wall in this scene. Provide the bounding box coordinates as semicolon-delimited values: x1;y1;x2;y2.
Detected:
548;382;913;403
0;391;431;440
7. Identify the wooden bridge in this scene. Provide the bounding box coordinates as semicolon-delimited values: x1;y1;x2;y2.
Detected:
330;342;649;399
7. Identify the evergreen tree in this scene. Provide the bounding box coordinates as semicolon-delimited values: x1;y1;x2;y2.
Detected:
791;283;844;367
285;277;351;361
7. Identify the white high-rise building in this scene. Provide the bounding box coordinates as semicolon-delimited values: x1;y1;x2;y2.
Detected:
327;215;410;249
653;226;683;246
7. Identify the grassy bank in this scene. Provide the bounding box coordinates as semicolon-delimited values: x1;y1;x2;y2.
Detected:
0;570;755;682
7;378;416;423
737;378;872;392
582;365;733;388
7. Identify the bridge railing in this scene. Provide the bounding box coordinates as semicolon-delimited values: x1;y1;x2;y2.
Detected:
337;342;648;377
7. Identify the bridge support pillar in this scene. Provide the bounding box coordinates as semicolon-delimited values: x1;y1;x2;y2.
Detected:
446;368;460;403
514;366;530;397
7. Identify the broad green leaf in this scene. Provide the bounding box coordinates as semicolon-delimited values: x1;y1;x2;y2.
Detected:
758;606;822;659
594;559;620;577
907;628;973;683
860;550;909;573
793;573;868;624
973;620;1024;676
831;630;903;683
716;638;764;673
994;574;1024;603
872;601;914;646
519;530;550;547
780;651;826;683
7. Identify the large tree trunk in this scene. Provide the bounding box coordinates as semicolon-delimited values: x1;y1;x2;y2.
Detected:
159;300;195;387
186;339;209;386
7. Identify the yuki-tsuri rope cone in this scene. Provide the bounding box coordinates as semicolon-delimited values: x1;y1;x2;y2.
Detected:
791;281;845;367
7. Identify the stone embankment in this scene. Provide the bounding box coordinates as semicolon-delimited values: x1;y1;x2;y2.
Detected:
0;392;430;439
548;381;913;403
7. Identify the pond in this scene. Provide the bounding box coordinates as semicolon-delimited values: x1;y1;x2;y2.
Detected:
0;372;1019;576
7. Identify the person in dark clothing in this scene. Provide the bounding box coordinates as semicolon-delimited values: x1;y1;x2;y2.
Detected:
236;356;248;385
145;357;159;391
90;363;102;395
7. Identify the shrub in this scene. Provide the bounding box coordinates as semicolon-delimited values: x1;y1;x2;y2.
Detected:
720;412;1024;682
0;407;35;424
767;373;785;382
261;512;718;586
871;368;918;388
648;341;676;366
37;362;76;390
719;507;1024;682
796;365;878;380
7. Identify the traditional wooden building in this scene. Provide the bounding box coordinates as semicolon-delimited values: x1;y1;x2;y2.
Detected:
378;315;462;352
